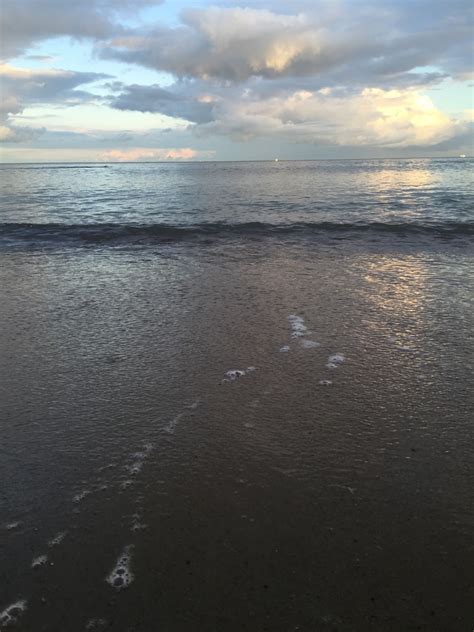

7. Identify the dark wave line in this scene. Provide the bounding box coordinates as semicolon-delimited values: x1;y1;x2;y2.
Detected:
1;221;473;245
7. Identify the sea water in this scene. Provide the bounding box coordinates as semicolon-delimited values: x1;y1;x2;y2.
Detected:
0;159;473;631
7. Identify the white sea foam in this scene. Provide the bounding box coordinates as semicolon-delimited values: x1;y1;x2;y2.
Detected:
288;314;303;323
301;339;320;349
288;314;308;338
142;442;154;455
98;463;118;472
106;545;134;590
0;600;27;627
279;345;290;353
31;554;48;569
326;353;345;369
246;366;256;372
48;532;67;547
73;490;91;503
291;322;307;331
126;461;144;475
125;441;154;473
165;400;199;433
291;329;306;338
131;450;147;460
85;619;107;631
130;513;147;532
165;411;185;434
225;369;246;381
3;522;20;531
329;484;356;495
131;521;147;532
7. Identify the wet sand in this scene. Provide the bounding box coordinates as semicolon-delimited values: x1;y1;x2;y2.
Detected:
1;237;473;631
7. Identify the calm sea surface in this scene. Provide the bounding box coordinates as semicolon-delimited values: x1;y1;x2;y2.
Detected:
0;158;473;240
0;160;473;631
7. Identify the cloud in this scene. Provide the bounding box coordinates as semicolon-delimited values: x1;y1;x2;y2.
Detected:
99;2;473;84
100;7;355;81
99;147;213;161
0;0;163;59
100;1;472;152
109;82;215;123
1;1;472;157
108;77;467;149
0;64;109;106
24;55;57;62
0;123;45;142
0;63;109;143
197;87;463;148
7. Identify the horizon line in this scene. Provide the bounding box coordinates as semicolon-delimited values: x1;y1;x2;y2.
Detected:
0;155;470;165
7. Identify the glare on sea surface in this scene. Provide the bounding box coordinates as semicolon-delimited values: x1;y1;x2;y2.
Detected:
360;160;439;222
365;162;436;189
363;255;428;315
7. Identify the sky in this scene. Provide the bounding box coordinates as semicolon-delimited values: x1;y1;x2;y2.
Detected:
0;0;472;162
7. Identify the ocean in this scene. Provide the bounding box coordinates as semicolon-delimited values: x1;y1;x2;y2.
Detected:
0;159;473;631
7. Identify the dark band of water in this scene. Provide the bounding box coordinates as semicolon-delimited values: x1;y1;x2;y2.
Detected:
1;220;473;247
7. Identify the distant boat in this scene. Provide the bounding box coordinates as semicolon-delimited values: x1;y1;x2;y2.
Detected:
459;154;466;158
274;158;279;162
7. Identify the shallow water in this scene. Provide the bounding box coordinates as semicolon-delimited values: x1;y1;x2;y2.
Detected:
0;160;473;631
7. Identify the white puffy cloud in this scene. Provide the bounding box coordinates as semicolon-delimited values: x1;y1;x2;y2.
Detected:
107;79;464;149
200;87;461;147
